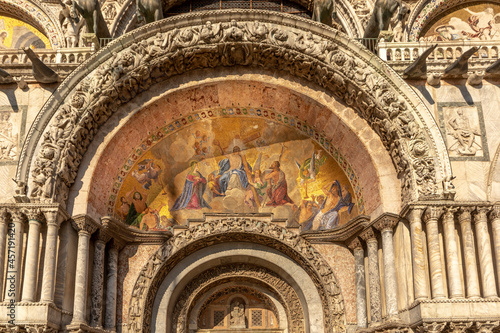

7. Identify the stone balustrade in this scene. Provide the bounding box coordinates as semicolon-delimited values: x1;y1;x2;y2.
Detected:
0;48;93;65
377;40;500;76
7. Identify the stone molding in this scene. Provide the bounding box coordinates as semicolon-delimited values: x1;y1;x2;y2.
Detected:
15;10;451;209
127;217;345;333
301;215;369;242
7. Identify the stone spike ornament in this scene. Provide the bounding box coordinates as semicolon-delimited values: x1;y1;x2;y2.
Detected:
23;48;59;84
444;47;479;77
403;44;438;79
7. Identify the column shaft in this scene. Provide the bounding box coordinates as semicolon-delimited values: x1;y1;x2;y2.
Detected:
367;238;382;323
491;206;500;292
458;209;480;298
105;245;119;330
5;212;24;302
40;213;60;302
73;231;91;324
442;208;463;298
90;239;107;327
424;208;445;299
408;209;429;300
474;208;497;298
0;212;8;300
381;228;398;317
21;218;42;301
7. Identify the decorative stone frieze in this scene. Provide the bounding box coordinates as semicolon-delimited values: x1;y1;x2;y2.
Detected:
18;10;451;209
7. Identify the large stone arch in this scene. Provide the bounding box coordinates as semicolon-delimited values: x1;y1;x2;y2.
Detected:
0;0;65;48
15;10;452;209
127;217;345;333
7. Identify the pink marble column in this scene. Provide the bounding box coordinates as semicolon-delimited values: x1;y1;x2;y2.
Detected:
458;208;480;298
473;207;497;298
408;208;429;301
442;207;463;298
423;206;445;299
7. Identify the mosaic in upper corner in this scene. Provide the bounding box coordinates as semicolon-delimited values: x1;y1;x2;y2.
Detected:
107;108;365;233
0;16;51;49
422;3;500;41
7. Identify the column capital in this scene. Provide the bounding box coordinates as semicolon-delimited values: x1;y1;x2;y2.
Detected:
360;227;377;243
417;322;447;333
26;208;44;223
347;237;363;251
423;206;443;223
71;215;99;236
473;206;490;224
407;208;423;224
449;322;473;333
458;207;474;224
96;228;112;244
111;238;126;251
0;209;9;224
475;321;500;333
42;209;63;227
11;209;27;223
490;205;500;220
373;214;398;232
443;206;458;221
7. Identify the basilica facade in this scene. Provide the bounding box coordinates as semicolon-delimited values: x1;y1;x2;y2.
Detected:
0;0;499;332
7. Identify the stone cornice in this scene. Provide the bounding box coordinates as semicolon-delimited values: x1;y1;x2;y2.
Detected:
400;202;500;217
101;216;172;245
301;215;369;243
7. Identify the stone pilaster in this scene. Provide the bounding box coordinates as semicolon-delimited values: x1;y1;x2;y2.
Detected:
442;207;463;298
473;207;497;298
105;239;124;331
360;227;382;324
90;229;111;328
5;210;25;302
407;208;429;301
458;208;480;298
490;205;500;293
70;215;99;326
348;237;367;328
21;209;44;302
423;206;445;299
374;215;399;318
0;209;8;301
40;209;61;302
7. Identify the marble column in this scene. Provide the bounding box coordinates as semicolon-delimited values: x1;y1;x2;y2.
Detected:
90;230;110;328
458;208;481;298
473;207;497;298
5;211;25;302
442;207;464;298
105;240;122;331
21;209;43;302
490;205;500;292
348;238;367;328
0;210;9;301
71;216;98;326
374;215;399;318
407;208;429;301
40;210;61;302
423;206;446;299
360;227;382;324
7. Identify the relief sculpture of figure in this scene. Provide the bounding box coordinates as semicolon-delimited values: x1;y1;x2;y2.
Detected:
136;0;163;24
447;108;481;155
230;302;246;328
73;0;111;40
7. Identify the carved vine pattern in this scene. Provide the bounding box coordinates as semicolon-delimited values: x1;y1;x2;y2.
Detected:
173;268;295;332
28;12;439;207
127;218;345;333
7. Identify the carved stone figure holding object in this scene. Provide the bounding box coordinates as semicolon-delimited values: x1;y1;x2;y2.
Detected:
312;0;337;27
137;0;163;24
230;302;246;328
73;0;111;40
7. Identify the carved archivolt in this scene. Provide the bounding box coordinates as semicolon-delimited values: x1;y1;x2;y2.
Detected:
127;218;345;333
17;10;452;207
172;266;300;333
0;0;65;48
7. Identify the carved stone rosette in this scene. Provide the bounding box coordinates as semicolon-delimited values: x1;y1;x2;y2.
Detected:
127;218;345;333
21;10;450;208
